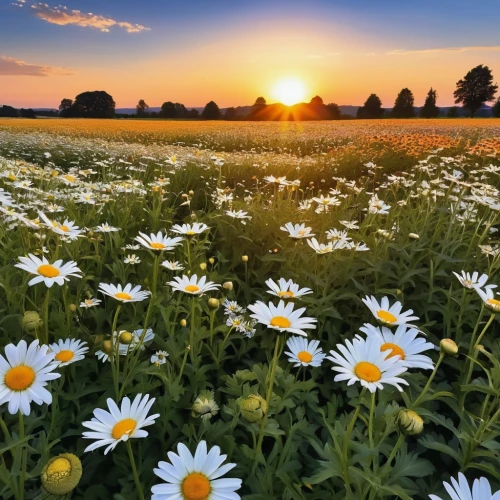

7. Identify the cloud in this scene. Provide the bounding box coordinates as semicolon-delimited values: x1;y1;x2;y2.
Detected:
0;55;74;76
387;46;500;55
307;52;340;59
31;3;151;33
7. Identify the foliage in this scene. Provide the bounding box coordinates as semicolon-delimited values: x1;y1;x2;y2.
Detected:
357;94;384;119
201;101;222;120
392;88;416;118
420;88;440;119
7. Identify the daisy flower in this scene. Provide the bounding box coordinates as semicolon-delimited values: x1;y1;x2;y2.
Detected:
280;222;315;239
358;324;434;370
0;339;61;415
161;260;185;271
82;393;159;455
151;351;169;366
429;472;500;500
327;336;408;393
362;295;419;327
285;336;326;367
368;194;391;215
248;300;317;337
170;223;210;236
98;283;151;303
135;231;183;251
94;223;120;233
225;210;252;224
50;338;89;367
124;254;141;265
15;254;82;288
453;271;497;291
265;277;312;299
80;297;101;308
306;238;334;254
475;286;500;312
167;275;220;295
38;212;84;240
151;440;242;500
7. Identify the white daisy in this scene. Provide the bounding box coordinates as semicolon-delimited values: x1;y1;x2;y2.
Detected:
98;283;151;303
225;210;252;224
151;351;169;366
248;300;317;337
285;336;325;367
167;275;220;295
327;336;408;393
358;324;434;370
280;222;315;239
453;271;497;291
151;440;242;500
368;194;391;215
38;212;84;240
362;295;419;327
475;286;500;312
306;238;334;254
80;297;101;308
265;277;312;299
15;254;82;288
50;338;89;367
429;472;500;500
124;254;141;265
161;260;185;271
0;339;61;415
170;223;210;236
94;223;120;233
113;328;155;357
135;231;183;251
82;393;159;455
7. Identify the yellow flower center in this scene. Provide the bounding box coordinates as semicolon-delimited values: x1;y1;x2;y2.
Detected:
5;365;36;391
85;299;94;306
380;343;405;360
111;418;136;440
115;292;132;300
46;457;71;480
55;350;74;363
354;361;382;382
376;310;397;324
185;285;200;293
181;472;211;500
38;264;60;278
150;242;165;249
270;316;292;328
64;175;76;183
186;231;196;236
277;291;294;298
58;225;70;232
297;351;313;363
486;298;500;311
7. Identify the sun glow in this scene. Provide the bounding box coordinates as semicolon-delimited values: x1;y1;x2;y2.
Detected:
272;78;307;106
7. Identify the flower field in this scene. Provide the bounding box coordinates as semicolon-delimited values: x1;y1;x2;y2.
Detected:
0;117;500;499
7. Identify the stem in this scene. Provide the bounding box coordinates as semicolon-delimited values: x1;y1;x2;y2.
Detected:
189;297;196;364
411;353;444;409
186;239;192;271
111;305;122;398
381;433;404;475
177;347;189;383
126;440;145;500
369;391;376;470
42;289;50;344
151;253;160;299
18;412;26;500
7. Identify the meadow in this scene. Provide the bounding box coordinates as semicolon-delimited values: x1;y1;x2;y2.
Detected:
0;117;500;499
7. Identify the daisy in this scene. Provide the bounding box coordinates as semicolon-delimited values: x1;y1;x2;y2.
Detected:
94;223;120;233
191;391;219;420
98;283;151;303
80;297;101;308
368;194;391;215
225;210;252;224
429;472;500;500
15;254;82;288
0;339;61;415
327;336;408;393
151;351;169;366
340;220;359;230
248;300;317;337
306;238;334;254
135;231;183;251
475;286;500;312
285;336;325;367
170;223;210;236
114;328;155;356
161;260;185;271
358;324;434;370
151;440;242;500
280;222;315;239
265;277;312;299
223;300;245;316
453;271;497;291
167;275;220;295
82;393;159;455
124;254;141;265
50;339;88;367
362;296;419;327
38;212;84;240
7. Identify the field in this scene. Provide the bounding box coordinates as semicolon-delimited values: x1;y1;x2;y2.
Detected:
0;117;500;499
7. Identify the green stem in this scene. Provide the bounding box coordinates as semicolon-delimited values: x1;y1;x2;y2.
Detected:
411;353;444;409
189;297;196;364
111;305;122;398
126;440;145;500
177;347;189;383
18;412;26;500
42;289;50;344
381;433;404;475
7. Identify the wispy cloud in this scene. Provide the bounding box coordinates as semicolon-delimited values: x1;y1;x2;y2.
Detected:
307;52;340;59
388;46;500;55
0;55;74;76
31;3;151;33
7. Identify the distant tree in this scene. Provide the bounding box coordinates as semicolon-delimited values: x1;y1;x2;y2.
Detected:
20;108;36;119
356;94;384;119
392;88;415;118
58;98;73;117
71;91;115;118
174;103;189;118
201;101;221;120
160;101;176;118
187;108;200;119
254;97;266;106
325;103;341;120
136;99;149;116
420;88;440;118
0;105;18;117
224;107;238;120
454;65;498;117
447;106;458;118
492;98;500;118
310;95;324;106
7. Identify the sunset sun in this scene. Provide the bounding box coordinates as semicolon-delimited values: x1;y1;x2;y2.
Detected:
272;78;307;105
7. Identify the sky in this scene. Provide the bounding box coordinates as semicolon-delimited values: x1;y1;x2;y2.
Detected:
1;0;500;109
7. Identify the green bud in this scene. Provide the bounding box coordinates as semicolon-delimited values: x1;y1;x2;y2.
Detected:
239;394;268;423
398;409;424;436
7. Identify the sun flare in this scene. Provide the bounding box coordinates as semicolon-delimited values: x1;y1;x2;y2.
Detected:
272;78;307;106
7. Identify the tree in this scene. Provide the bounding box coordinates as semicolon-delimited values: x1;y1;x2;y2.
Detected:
392;88;415;118
310;95;324;106
160;101;176;118
356;94;384;119
174;103;189;118
447;106;458;118
58;98;73;117
492;98;500;118
224;107;237;120
420;88;440;118
201;101;221;120
187;108;199;119
454;64;498;118
0;105;18;117
136;99;149;116
326;103;341;120
70;91;115;118
20;108;36;119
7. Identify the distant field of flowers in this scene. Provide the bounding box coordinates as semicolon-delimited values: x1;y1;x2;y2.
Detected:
0;117;500;499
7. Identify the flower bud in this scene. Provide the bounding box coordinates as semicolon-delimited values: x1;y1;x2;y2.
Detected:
397;409;424;436
208;257;215;265
69;304;77;312
199;263;207;271
241;255;249;262
222;281;233;291
102;340;113;354
239;394;268;423
41;453;82;495
188;190;194;196
208;298;220;309
23;311;42;333
119;331;133;345
409;233;420;240
440;338;458;356
180;319;187;327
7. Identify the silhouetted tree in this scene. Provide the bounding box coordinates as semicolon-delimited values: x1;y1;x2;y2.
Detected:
420;88;440;118
58;98;73;117
20;108;36;119
326;103;341;120
201;101;221;120
136;99;149;116
447;106;458;118
160;101;176;118
0;105;18;117
356;94;384;119
174;103;189;118
70;91;115;118
310;95;324;106
187;108;200;119
392;88;415;118
224;107;237;120
454;65;498;117
492;98;500;118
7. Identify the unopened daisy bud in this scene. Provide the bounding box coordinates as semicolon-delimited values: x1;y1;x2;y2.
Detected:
188;190;194;196
242;255;248;262
180;319;187;327
69;304;77;312
102;340;113;354
88;230;94;237
209;257;215;265
23;311;42;333
222;281;233;291
239;394;268;423
119;331;133;345
397;409;424;436
440;338;458;356
199;263;207;271
476;344;488;355
409;233;420;240
181;193;189;199
191;391;219;420
41;453;82;495
208;298;220;309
